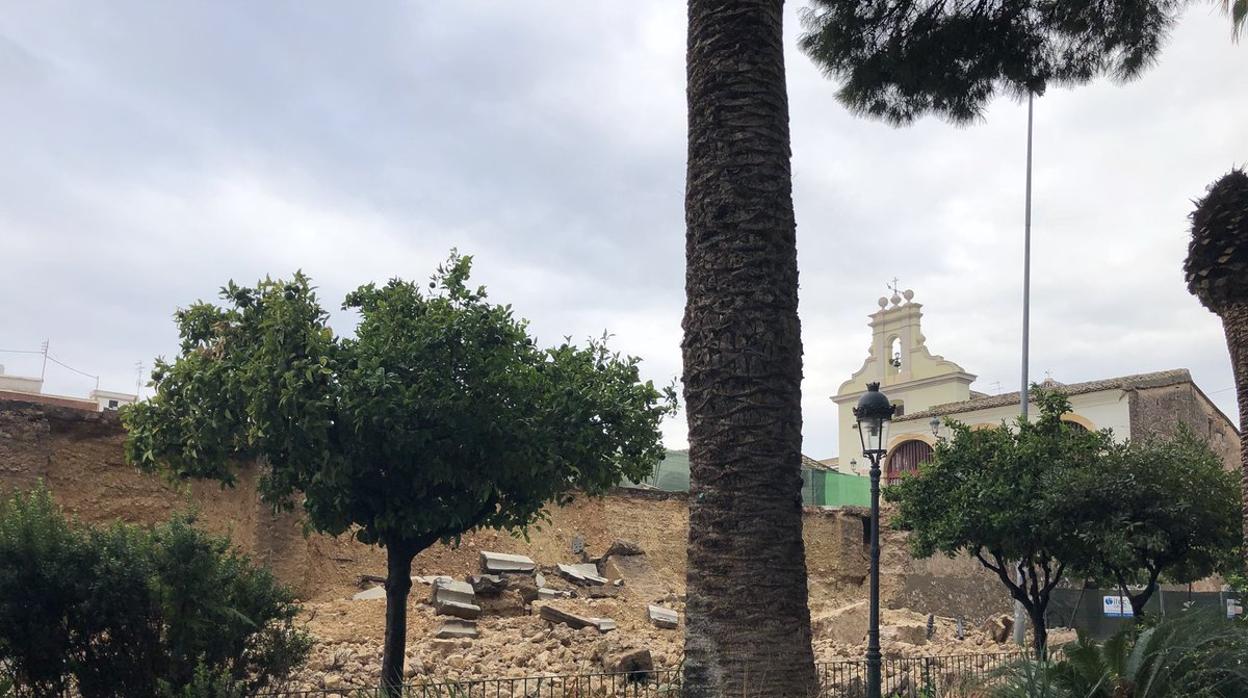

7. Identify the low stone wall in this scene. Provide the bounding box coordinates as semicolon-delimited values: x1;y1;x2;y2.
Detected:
0;398;1010;620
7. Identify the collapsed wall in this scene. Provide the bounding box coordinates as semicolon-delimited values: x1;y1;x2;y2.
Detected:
0;398;1009;622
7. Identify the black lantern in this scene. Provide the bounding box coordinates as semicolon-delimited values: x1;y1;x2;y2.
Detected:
852;382;895;698
854;382;895;458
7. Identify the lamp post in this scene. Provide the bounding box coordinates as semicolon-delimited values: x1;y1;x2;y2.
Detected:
854;382;896;698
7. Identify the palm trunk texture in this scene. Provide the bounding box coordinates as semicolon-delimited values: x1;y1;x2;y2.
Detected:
682;2;819;696
1222;303;1248;572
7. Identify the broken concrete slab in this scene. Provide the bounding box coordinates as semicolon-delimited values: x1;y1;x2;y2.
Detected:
539;604;596;630
468;574;507;597
557;562;607;585
537;588;571;600
538;605;615;632
648;604;679;629
590;618;617;633
586;585;619;599
435;599;483;620
480;551;536;573
430;578;476;606
352;585;386;601
535;572;547;588
434;619;479;639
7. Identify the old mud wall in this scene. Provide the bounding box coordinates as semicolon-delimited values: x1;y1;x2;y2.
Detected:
0;399;1009;620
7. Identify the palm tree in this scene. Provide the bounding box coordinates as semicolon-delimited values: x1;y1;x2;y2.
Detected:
1184;168;1248;571
682;1;818;696
1223;0;1247;39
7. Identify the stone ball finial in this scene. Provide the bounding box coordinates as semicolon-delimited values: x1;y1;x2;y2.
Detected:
890;293;902;306
878;297;888;309
902;289;914;302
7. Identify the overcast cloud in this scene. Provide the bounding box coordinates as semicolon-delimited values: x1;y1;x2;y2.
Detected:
1;2;1244;459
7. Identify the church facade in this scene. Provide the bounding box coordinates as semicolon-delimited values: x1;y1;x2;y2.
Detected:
828;291;1241;483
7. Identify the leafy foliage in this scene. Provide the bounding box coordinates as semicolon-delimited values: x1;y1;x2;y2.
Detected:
885;388;1111;651
124;253;675;549
992;611;1248;697
122;252;675;691
797;0;1185;124
1185;168;1248;313
1225;0;1247;38
0;486;309;697
1055;426;1242;616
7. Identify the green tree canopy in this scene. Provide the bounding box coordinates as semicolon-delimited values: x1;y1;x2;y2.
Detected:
885;388;1110;652
1056;426;1242;617
122;252;676;693
797;0;1187;124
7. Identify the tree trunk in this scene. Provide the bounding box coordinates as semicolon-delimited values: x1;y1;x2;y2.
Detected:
1127;574;1160;620
1028;606;1048;657
1222;304;1248;574
379;543;415;696
682;2;818;697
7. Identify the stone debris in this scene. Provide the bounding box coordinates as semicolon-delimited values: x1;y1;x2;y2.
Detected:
604;647;653;677
981;614;1014;644
538;604;615;633
435;599;483;620
434;619;479;639
430;578;476;606
812;601;867;645
480;551;536;573
880;623;927;645
605;539;645;557
647;604;679;630
414;575;453;586
468;574;507;597
538;588;571;600
534;572;547;588
352;585;386;601
591;618;617;633
558;562;607;585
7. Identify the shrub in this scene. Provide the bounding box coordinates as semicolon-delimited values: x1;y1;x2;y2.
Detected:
0;485;310;697
991;610;1248;697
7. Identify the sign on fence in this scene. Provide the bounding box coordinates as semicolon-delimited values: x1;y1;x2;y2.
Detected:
1102;594;1133;618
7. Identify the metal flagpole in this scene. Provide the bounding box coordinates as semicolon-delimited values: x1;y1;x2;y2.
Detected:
1013;91;1035;647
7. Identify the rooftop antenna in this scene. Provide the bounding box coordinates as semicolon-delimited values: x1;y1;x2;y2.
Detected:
135;361;145;399
40;340;49;381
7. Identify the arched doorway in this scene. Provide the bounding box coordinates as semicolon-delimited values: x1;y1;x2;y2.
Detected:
885;439;934;485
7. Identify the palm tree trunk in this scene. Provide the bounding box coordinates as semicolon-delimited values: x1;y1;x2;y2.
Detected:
683;1;818;696
379;542;415;696
1222;303;1248;573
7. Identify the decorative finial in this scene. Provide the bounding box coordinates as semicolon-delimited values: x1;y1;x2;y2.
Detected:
877;296;888;309
902;289;914;302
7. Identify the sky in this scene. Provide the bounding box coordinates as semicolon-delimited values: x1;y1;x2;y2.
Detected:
1;3;1245;459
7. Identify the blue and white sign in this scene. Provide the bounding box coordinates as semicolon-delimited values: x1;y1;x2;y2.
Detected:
1228;599;1243;620
1103;595;1133;618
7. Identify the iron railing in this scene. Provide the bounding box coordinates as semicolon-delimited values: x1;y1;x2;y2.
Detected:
819;652;1026;696
259;652;1026;697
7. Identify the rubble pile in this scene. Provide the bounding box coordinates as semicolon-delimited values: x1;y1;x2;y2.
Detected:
288;539;1048;693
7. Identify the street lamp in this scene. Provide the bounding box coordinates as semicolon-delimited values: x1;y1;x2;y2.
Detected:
854;382;896;698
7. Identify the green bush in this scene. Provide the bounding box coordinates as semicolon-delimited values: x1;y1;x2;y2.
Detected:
0;486;310;697
992;610;1248;697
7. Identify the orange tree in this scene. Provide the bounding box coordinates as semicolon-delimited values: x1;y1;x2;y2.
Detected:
884;389;1107;654
123;252;675;695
